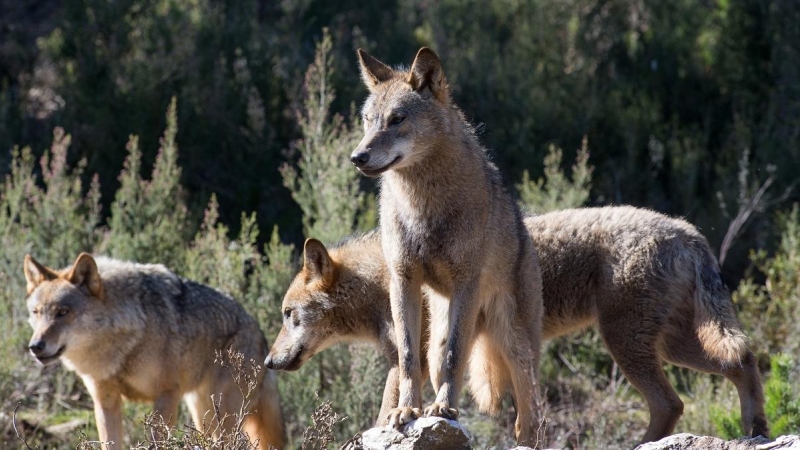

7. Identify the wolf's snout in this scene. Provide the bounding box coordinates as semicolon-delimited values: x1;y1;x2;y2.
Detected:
350;151;370;167
29;340;46;356
264;354;275;369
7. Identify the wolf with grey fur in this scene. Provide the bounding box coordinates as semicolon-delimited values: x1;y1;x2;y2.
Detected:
24;253;285;449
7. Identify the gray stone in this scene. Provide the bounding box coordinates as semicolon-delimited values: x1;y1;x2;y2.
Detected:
635;433;800;450
353;417;471;450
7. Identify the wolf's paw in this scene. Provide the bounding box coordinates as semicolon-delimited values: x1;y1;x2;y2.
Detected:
387;406;421;428
423;402;459;420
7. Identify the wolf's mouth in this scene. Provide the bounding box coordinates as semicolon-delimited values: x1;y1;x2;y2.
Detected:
266;344;306;372
34;345;65;365
282;346;306;371
359;156;402;177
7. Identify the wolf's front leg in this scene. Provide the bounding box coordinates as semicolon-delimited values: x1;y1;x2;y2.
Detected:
386;272;424;428
424;278;481;420
152;392;181;441
87;379;123;450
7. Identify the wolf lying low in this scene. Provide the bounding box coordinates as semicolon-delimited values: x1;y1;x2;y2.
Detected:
266;206;768;444
24;253;285;449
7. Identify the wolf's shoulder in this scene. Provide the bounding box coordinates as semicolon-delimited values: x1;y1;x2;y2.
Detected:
94;256;182;296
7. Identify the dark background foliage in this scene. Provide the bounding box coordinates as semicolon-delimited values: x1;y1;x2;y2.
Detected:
3;0;798;274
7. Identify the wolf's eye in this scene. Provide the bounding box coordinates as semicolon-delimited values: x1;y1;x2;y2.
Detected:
56;307;69;318
31;308;40;316
283;308;293;320
388;115;405;126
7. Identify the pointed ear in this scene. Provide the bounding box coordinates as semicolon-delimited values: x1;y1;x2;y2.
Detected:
303;238;334;286
357;48;394;91
66;253;103;298
408;47;449;103
23;255;57;294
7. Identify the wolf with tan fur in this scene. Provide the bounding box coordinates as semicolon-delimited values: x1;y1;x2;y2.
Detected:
266;206;768;444
24;253;285;449
347;47;545;445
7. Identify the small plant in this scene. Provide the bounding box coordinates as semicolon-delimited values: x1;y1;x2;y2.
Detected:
517;136;593;213
709;405;742;440
301;396;347;450
764;355;800;436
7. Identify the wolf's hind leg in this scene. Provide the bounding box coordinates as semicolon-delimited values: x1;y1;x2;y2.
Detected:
599;312;684;444
426;291;450;393
488;322;542;446
185;387;216;436
660;330;768;438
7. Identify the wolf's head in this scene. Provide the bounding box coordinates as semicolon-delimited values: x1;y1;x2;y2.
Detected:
265;239;342;371
350;47;451;177
23;253;104;366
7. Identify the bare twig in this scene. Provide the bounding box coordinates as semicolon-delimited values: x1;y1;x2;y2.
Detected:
12;403;35;450
717;146;793;268
719;173;774;267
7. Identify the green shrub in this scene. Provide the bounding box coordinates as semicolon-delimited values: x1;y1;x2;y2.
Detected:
517;136;593;213
101;97;190;268
734;205;800;359
764;355;800;436
280;28;368;245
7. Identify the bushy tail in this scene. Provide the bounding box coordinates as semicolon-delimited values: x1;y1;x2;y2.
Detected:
467;334;511;416
693;244;749;364
244;370;285;449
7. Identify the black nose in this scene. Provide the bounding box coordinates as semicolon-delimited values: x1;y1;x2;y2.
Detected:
264;355;274;369
350;151;370;167
29;340;46;355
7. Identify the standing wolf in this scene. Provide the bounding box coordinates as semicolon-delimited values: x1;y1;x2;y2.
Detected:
23;253;285;449
267;206;768;444
349;47;544;444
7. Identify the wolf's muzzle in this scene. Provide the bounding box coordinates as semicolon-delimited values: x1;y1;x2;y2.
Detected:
350;151;370;168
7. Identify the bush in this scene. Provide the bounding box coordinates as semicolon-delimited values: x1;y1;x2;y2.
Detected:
734;205;800;359
101;98;190;268
517;137;593;213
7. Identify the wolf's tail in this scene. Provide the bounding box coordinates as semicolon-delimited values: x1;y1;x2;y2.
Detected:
693;243;749;365
467;334;511;416
245;369;285;449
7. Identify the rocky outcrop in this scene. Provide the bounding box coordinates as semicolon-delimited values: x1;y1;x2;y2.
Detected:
343;420;800;450
344;417;471;450
635;433;800;450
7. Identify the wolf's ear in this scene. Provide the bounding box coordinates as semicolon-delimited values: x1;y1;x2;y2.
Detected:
357;48;394;91
303;238;334;286
23;255;57;294
408;47;448;103
66;253;103;298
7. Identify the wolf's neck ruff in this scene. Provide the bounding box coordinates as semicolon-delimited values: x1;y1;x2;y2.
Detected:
379;118;492;226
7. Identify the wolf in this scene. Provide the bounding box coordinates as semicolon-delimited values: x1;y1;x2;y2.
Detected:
23;253;285;449
348;47;545;445
266;206;768;444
